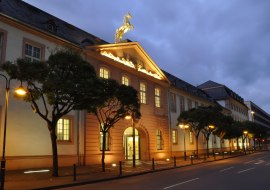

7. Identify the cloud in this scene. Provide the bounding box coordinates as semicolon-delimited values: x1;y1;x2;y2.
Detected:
23;0;270;113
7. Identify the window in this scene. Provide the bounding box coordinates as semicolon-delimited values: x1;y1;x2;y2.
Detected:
189;131;193;144
23;39;44;61
170;93;176;112
195;101;198;108
188;99;192;110
156;129;163;150
0;30;7;64
57;117;72;142
155;88;161;108
99;67;110;79
213;135;217;144
172;129;178;144
179;96;185;113
122;75;129;86
140;82;147;104
202;134;206;144
100;124;110;151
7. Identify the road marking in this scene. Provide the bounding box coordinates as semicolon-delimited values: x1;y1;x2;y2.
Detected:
244;160;255;164
163;178;199;189
258;155;270;160
254;160;264;165
237;167;255;174
265;163;270;166
219;166;234;172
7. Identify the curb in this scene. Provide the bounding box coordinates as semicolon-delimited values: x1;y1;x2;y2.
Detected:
32;152;259;190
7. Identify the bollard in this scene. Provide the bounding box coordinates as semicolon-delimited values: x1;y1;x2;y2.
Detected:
203;153;206;161
152;158;155;170
119;161;122;177
222;152;224;158
174;156;176;167
73;164;77;181
190;156;193;165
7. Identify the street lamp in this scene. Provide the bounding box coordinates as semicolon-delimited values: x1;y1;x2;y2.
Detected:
251;111;255;122
179;124;189;161
243;130;248;154
207;125;215;157
0;74;26;190
125;114;136;168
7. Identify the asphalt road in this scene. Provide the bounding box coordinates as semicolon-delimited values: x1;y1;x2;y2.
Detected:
61;151;270;190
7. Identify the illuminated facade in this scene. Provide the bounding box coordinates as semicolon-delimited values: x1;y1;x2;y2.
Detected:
84;43;171;164
1;0;268;171
0;0;170;169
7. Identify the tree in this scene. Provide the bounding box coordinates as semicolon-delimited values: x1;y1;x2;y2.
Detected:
87;79;141;172
200;106;223;157
2;50;100;176
214;115;235;152
178;106;215;157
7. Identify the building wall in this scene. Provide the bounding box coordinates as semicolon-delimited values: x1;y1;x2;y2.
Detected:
84;51;170;165
168;88;219;157
0;18;84;170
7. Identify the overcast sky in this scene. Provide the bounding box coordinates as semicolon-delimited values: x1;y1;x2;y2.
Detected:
23;0;270;113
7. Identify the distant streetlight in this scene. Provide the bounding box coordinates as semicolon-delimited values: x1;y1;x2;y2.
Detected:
207;125;215;157
179;124;189;161
243;131;248;154
0;74;26;190
251;111;255;122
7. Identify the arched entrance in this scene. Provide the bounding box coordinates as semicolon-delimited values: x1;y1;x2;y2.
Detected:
124;127;140;160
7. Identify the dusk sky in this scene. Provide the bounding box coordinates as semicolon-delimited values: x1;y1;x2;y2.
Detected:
23;0;270;113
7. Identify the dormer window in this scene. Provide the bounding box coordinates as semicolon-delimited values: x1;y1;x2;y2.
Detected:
44;19;57;32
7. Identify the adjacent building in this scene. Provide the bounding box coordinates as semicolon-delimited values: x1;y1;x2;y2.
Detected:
198;80;249;149
163;71;218;156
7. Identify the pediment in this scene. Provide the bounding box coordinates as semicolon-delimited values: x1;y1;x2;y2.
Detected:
86;42;170;83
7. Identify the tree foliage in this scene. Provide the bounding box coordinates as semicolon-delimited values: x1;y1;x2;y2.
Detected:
88;79;141;172
2;49;100;176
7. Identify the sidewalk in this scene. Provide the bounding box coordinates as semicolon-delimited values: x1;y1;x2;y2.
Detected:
5;151;247;190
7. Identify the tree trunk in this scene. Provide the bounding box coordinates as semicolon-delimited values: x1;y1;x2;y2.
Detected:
253;138;256;150
220;138;223;153
236;137;240;150
49;125;59;177
196;135;199;158
101;131;107;172
206;135;209;158
242;137;246;153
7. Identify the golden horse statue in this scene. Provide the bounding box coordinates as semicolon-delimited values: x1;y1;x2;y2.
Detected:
115;12;134;43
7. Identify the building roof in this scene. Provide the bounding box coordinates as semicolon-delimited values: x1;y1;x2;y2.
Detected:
162;70;213;102
0;0;107;46
198;80;245;104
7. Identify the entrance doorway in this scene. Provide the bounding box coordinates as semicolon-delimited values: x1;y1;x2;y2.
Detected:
124;127;140;160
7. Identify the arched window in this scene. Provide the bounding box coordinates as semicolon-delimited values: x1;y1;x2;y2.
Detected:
99;67;110;79
122;75;129;86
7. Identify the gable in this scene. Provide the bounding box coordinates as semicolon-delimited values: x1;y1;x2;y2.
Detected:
86;42;170;84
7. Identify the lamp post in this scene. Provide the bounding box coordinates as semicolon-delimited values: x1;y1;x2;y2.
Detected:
243;130;248;154
207;125;215;157
0;74;26;190
125;114;136;168
251;111;255;122
179;124;189;161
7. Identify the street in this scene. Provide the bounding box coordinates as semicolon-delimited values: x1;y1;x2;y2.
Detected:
61;152;270;190
60;151;270;190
